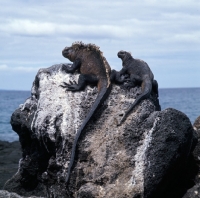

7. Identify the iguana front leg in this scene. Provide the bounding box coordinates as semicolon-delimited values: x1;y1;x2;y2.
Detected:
61;74;98;92
110;68;128;84
124;74;142;89
62;59;81;73
61;59;82;91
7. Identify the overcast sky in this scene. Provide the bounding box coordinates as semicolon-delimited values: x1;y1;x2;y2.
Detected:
0;0;200;90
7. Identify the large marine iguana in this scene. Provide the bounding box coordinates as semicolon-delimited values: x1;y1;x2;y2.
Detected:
111;50;159;125
60;41;111;184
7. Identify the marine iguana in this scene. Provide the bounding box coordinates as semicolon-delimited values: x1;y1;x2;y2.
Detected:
61;41;111;184
112;50;159;125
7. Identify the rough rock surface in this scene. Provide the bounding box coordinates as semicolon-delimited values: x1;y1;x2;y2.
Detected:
0;190;24;198
0;190;43;198
5;64;197;198
182;116;200;198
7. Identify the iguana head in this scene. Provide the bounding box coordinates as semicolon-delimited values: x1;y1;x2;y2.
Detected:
62;47;77;62
117;50;132;64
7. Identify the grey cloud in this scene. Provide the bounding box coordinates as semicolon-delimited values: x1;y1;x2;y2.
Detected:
0;19;131;39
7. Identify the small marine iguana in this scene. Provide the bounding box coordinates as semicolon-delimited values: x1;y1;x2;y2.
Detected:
61;41;111;184
111;50;159;125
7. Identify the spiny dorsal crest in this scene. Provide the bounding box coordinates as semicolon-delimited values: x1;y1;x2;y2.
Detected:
71;41;106;68
71;41;101;54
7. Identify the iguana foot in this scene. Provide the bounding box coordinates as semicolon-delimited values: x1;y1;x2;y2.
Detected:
124;82;135;90
60;81;81;92
61;63;73;73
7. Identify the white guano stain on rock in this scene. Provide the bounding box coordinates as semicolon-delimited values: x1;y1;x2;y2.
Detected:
30;67;85;142
128;117;160;196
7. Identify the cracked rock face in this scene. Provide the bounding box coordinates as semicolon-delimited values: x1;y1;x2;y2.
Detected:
5;64;196;198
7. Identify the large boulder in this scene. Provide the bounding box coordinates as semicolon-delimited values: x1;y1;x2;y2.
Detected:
5;64;196;198
182;116;200;198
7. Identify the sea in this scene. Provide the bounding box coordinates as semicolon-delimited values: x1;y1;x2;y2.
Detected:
0;88;200;142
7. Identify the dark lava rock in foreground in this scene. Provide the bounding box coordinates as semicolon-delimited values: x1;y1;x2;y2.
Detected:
0;141;21;190
182;116;200;198
4;64;197;198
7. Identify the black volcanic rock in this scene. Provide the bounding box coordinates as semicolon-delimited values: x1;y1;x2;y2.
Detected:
182;116;200;198
4;64;197;198
0;141;21;190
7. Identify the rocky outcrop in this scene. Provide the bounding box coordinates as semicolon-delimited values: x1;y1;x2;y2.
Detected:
5;64;197;198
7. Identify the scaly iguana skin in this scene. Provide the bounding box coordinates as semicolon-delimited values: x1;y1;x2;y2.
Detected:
112;50;159;125
61;41;111;184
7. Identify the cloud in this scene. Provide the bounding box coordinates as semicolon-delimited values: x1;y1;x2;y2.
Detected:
1;3;199;45
0;20;55;36
0;64;40;73
0;19;132;39
0;65;8;70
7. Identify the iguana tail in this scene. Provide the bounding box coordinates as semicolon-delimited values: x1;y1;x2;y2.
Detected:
118;78;152;126
66;80;111;184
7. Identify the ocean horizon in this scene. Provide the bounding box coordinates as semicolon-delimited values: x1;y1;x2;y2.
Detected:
0;87;199;142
